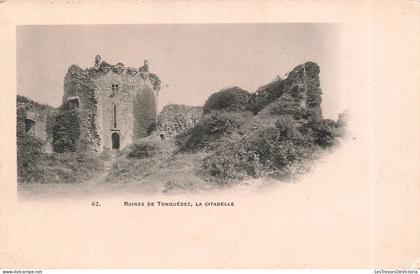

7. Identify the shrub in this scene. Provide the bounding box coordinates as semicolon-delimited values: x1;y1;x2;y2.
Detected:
39;152;104;184
251;78;284;114
203;87;252;113
128;143;156;159
176;110;252;151
301;119;341;148
17;95;53;111
200;116;318;184
149;73;161;91
16;102;46;182
265;95;300;117
245;117;313;171
17;133;45;183
127;137;175;159
202;141;264;185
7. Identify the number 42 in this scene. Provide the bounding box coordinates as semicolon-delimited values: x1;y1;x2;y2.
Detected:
91;201;101;206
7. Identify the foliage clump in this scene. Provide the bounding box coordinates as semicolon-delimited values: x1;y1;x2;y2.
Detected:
176;110;252;151
17;106;45;182
17;60;348;190
149;73;161;91
52;102;80;153
17;103;103;184
128;142;158;159
203;87;252;114
201;116;345;185
250;78;284;114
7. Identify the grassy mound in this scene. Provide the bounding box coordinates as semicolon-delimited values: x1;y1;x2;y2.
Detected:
175;110;253;151
17;61;348;191
200;116;343;185
203;87;252;114
106;137;175;183
17;149;104;184
250;78;284;114
105;136;210;192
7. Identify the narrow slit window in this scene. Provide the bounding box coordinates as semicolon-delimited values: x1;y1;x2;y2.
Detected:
113;105;117;128
112;84;119;92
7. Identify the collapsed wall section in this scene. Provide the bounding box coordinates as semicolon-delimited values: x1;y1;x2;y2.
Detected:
16;95;56;152
158;104;203;137
62;65;100;151
133;86;157;139
257;62;323;121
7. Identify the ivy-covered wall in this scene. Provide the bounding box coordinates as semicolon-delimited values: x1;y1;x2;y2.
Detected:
134;87;157;139
256;62;323;122
62;56;160;151
16;95;56;150
52;102;81;153
16;96;56;181
158;104;203;137
63;65;100;151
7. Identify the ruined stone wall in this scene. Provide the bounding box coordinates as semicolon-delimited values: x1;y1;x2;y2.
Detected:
158;104;203;137
257;62;323;121
281;62;322;120
62;57;159;152
62;65;100;151
16;96;57;152
133;86;157;139
92;70;154;150
251;78;284;114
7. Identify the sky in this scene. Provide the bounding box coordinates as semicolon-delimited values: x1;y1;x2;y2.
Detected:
17;24;344;118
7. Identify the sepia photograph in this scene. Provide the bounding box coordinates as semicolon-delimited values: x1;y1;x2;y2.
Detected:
16;24;348;197
1;0;419;271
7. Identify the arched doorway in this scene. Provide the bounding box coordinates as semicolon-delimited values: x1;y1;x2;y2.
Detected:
111;132;120;150
24;118;35;132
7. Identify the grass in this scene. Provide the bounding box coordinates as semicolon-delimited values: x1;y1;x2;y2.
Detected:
104;136;213;192
18;151;105;184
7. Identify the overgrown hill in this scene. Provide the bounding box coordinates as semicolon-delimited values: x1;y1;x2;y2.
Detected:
174;61;346;185
17;61;347;191
111;61;346;188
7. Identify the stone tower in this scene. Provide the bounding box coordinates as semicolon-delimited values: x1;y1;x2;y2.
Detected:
61;55;160;152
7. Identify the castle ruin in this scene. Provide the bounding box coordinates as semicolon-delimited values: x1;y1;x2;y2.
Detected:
62;55;160;152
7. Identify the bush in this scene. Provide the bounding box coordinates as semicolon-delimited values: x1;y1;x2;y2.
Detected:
200;116;318;184
17;143;104;184
16;102;46;182
251;78;284;114
202;141;264;185
265;95;300;117
17;134;45;183
127;137;175;159
149;73;161;91
39;152;104;184
176;110;252;151
301;119;342;148
203;87;252;113
128;143;157;159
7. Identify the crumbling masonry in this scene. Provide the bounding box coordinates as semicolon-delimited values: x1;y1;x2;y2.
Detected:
62;55;160;152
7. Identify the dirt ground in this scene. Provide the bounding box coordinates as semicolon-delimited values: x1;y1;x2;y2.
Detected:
13;139;420;268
